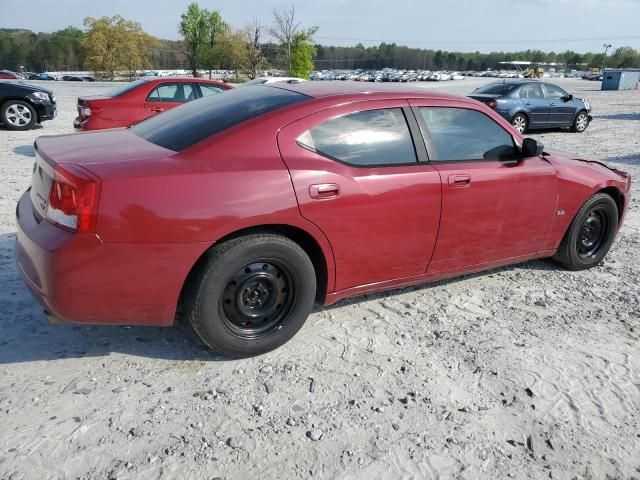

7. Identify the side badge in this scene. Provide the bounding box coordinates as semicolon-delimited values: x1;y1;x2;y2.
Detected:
556;209;566;216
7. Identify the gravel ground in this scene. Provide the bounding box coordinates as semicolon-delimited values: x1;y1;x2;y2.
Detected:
0;78;638;480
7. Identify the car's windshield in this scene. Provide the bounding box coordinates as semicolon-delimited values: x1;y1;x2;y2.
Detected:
474;83;518;95
102;79;147;97
131;85;310;152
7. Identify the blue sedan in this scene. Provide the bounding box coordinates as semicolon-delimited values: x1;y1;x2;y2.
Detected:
468;80;592;133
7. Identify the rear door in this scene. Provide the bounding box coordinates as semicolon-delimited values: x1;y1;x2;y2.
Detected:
409;100;558;273
143;82;197;118
519;83;549;125
278;100;442;292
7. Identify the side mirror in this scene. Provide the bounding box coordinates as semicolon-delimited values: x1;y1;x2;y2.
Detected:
563;94;573;102
521;138;544;157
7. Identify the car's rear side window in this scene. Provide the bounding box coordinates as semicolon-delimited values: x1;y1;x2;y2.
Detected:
103;79;148;97
520;84;545;99
296;108;417;166
132;86;309;152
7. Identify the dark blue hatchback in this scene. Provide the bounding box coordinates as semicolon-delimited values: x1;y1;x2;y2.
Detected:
468;80;592;134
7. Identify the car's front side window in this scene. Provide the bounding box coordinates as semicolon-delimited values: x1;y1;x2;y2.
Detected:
296;108;417;167
544;84;568;100
419;107;515;162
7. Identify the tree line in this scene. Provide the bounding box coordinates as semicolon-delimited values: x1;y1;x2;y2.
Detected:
2;10;639;79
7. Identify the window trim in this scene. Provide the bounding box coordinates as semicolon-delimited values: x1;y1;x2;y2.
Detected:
295;106;422;169
412;105;518;164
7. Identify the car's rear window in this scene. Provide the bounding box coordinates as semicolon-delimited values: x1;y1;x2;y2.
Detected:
474;83;518;95
103;79;148;97
131;85;310;151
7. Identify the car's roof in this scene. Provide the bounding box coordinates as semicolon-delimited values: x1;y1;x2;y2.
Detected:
271;81;464;101
488;79;542;85
142;77;228;85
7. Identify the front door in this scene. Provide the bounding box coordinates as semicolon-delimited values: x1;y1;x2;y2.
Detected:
543;83;576;126
278;101;442;292
409;101;558;273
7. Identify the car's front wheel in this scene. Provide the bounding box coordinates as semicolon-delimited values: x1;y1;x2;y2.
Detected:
184;233;317;358
572;111;589;133
1;100;37;131
511;113;528;134
553;193;618;270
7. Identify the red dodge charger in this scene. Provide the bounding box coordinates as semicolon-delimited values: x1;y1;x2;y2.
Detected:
73;77;232;130
17;82;631;357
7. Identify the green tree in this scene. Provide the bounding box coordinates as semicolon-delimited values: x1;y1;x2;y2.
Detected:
201;10;227;78
179;3;207;76
83;16;155;80
290;29;316;79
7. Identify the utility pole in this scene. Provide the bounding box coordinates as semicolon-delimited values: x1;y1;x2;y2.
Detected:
601;43;612;72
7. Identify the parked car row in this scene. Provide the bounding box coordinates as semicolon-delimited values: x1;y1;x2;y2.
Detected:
311;69;467;82
0;70;96;81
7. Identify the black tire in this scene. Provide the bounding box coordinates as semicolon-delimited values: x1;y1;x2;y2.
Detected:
1;100;37;131
184;233;317;358
553;193;618;270
511;113;528;134
572;110;589;133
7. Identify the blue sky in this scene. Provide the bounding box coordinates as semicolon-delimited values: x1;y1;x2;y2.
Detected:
1;0;639;52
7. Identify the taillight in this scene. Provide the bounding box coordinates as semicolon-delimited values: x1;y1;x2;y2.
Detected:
80;106;92;117
486;99;498;109
46;164;101;233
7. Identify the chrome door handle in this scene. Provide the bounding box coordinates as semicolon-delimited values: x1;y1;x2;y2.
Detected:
309;183;340;199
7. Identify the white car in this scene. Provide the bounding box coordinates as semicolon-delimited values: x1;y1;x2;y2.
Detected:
240;77;307;86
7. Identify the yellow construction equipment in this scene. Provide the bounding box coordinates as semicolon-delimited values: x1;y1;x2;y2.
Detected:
523;67;544;78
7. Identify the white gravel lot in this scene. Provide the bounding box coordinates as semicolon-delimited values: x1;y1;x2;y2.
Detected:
0;78;639;480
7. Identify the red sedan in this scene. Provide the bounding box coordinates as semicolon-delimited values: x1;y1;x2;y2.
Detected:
73;77;232;130
17;83;631;358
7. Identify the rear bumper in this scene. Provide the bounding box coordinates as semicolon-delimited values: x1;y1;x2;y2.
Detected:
16;190;203;326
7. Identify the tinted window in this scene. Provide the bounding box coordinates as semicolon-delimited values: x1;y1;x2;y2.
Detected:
297;109;416;166
519;84;545;99
103;79;147;97
474;83;517;95
199;84;227;97
419;108;514;161
132;85;309;152
147;83;195;102
544;83;568;100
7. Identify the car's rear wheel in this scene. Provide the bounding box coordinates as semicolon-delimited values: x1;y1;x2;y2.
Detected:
1;100;37;131
184;233;317;358
553;193;618;270
511;113;528;134
572;111;589;133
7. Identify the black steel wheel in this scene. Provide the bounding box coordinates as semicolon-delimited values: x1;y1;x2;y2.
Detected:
220;260;296;339
576;208;608;260
184;233;317;358
553;193;618;270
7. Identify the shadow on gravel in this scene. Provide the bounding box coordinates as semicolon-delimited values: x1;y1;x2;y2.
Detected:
13;144;36;157
0;232;220;364
0;123;43;131
0;227;559;365
594;113;640;121
603;154;640;166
